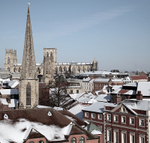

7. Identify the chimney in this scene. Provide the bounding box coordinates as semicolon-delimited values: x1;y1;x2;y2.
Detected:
136;91;143;100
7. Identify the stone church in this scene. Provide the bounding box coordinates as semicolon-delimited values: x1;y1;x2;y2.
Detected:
4;6;98;83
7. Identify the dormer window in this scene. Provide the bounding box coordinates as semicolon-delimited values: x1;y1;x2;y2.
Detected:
4;114;8;119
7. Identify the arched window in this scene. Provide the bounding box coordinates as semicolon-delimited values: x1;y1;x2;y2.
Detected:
47;52;49;57
71;137;76;143
26;83;31;105
37;67;41;74
64;67;67;71
78;67;80;73
50;52;53;57
39;141;44;143
7;57;10;64
18;67;20;72
14;67;16;72
79;136;85;143
59;66;62;72
7;68;10;72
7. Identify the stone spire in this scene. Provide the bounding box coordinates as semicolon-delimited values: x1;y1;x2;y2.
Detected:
21;6;37;79
19;6;39;109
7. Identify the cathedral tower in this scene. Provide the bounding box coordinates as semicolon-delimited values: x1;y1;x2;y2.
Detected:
19;6;39;109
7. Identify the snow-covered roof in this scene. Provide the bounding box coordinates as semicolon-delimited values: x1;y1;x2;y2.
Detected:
77;93;97;104
69;104;89;119
83;77;91;82
0;98;18;108
8;80;19;88
69;92;85;100
95;94;111;102
123;82;137;87
83;102;116;113
122;99;150;111
94;78;110;83
0;89;19;95
137;82;150;96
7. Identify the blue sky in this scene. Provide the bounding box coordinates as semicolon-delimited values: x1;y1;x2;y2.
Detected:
0;0;150;72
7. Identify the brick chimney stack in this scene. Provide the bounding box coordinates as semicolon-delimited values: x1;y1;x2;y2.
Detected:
136;91;143;100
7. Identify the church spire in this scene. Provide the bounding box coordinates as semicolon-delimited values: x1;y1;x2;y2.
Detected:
21;5;37;79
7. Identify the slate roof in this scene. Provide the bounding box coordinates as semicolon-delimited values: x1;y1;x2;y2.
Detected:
0;108;98;142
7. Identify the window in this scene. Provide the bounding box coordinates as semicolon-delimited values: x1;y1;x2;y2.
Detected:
70;90;73;94
39;141;44;143
129;133;135;143
121;116;126;124
91;113;95;119
130;117;135;125
71;137;76;143
114;115;118;122
30;142;34;143
107;129;111;142
107;114;111;121
85;112;89;117
79;136;85;143
76;90;79;93
121;132;126;143
98;114;102;120
139;119;145;127
114;130;119;143
121;106;126;113
26;82;31;106
139;135;145;143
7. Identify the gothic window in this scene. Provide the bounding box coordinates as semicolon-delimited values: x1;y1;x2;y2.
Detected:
7;57;10;64
50;52;53;57
59;66;62;72
64;67;67;71
37;67;41;74
71;137;76;143
79;137;85;143
18;67;20;72
26;83;31;106
47;52;49;57
78;67;80;73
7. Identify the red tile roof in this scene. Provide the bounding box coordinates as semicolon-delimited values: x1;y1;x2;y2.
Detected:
131;76;147;80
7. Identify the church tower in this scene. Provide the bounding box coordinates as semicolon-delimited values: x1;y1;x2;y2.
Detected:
19;6;39;109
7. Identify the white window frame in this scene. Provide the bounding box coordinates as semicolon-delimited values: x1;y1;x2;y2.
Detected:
91;113;95;119
121;116;126;124
113;129;119;143
85;112;89;117
114;115;118;122
129;117;135;125
129;132;135;143
107;128;112;142
107;114;111;121
139;118;145;127
121;131;127;143
139;134;145;143
98;114;102;120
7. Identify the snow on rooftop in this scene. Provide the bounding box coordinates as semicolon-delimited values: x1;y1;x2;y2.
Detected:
69;92;85;100
137;82;150;96
0;118;73;143
83;102;116;113
0;89;19;95
91;130;102;135
95;94;111;102
94;78;110;83
8;80;19;88
122;99;150;111
69;104;89;120
0;99;18;108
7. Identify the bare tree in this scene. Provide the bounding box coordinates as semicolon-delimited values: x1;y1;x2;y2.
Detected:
49;75;72;108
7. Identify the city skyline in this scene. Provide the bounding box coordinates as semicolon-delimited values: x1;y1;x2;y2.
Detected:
0;0;150;72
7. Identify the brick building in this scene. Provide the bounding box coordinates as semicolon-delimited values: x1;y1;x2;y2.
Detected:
82;99;150;143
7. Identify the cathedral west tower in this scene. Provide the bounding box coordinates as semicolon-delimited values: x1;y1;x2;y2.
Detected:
19;6;39;109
